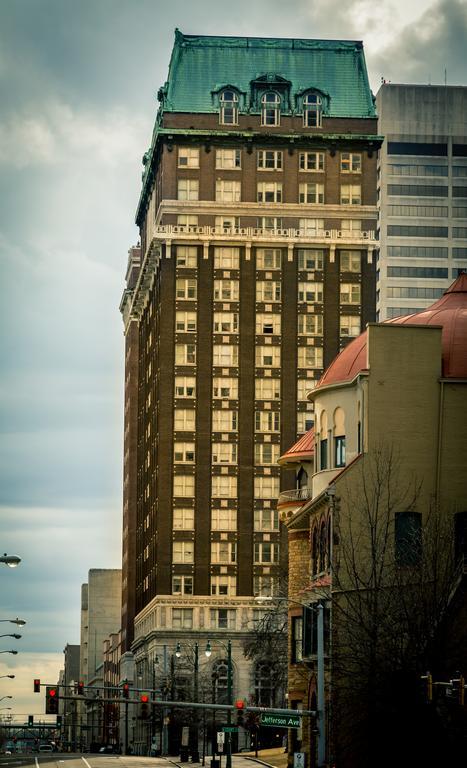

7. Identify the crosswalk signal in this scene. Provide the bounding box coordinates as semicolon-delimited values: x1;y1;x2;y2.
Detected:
34;679;40;693
56;716;62;728
77;681;84;695
28;715;34;726
235;699;245;726
122;683;130;699
140;694;150;720
45;686;59;715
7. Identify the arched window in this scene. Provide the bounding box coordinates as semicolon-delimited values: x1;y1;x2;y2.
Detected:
219;90;238;125
254;663;274;707
297;467;308;489
261;92;280;126
318;519;327;572
303;93;322;128
212;660;229;704
333;407;346;468
311;526;318;575
319;411;328;470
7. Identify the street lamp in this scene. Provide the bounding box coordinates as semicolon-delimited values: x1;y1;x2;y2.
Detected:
205;639;233;768
0;675;15;680
0;619;26;627
0;554;21;568
0;697;12;702
0;635;21;640
0;651;18;655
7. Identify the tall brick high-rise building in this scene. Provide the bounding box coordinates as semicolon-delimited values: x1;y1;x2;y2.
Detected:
120;31;381;746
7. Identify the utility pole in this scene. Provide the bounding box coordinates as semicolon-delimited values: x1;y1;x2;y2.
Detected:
317;602;326;768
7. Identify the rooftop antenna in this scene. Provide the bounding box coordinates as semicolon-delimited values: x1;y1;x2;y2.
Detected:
444;68;447;86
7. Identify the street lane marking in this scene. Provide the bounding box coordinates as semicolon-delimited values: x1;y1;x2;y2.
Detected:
35;759;39;768
82;758;93;768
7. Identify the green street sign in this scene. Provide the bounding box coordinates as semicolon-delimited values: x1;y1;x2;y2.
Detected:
260;713;302;729
223;727;238;733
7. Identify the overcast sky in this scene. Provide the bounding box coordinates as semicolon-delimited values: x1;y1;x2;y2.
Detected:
0;0;466;720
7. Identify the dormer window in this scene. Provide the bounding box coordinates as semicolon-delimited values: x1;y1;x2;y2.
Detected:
219;90;238;125
261;92;280;126
303;93;322;128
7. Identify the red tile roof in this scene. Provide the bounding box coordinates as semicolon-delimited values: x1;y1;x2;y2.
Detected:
279;428;315;464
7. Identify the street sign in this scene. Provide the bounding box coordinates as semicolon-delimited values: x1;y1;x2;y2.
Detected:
217;731;225;744
222;727;238;733
294;752;306;768
260;713;302;729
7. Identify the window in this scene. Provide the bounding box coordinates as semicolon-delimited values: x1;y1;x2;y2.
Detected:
298;282;323;302
291;616;303;662
216;180;241;203
256;314;281;335
176;311;197;332
214;279;239;301
297;249;324;270
387;204;448;217
174;442;195;463
212;410;238;431
256;248;281;269
254;476;279;499
173;508;195;530
256;346;281;368
176;278;197;300
211;575;237;596
341;153;361;173
387;163;448;177
261;92;280;126
210;608;236;629
254;574;278;597
211;508;237;531
178;147;199;168
176;246;198;267
254;542;279;564
219;89;238;125
258;217;282;231
299;219;324;236
257;182;282;203
254;508;279;531
297;412;314;433
303;93;322;127
172;542;194;564
395;512;422;566
320;439;328;470
175;343;196;365
257;150;283;170
298;347;323;368
172;575;193;595
254;663;274;707
211;541;237;564
213;312;239;334
213;378;238;399
387;184;448;197
256;281;281;302
341;219;362;233
299;152;324;171
173;475;195;498
297;313;323;335
216;148;241;169
388;245;448;259
387;266;449;279
335;436;346;467
213;345;239;367
214;247;240;270
387;225;448;238
299;183;324;204
215;215;240;230
212;442;238;464
340;184;361;205
387;286;445;299
212;475;237;498
340;251;361;272
177;179;199;201
174;409;196;431
255;410;280;432
172;607;193;628
297;378;316;401
255;443;280;465
255;379;280;400
340;283;361;304
175;377;196;398
177;214;199;229
340;315;360;337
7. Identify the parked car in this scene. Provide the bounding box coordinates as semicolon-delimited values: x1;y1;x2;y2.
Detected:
99;745;119;754
38;744;54;753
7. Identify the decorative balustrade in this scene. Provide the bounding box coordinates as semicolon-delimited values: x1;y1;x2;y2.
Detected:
278;487;313;506
151;224;376;242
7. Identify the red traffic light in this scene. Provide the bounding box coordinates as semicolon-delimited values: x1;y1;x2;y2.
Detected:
49;688;57;697
140;694;149;703
235;699;245;709
123;683;129;699
33;679;40;693
77;681;84;695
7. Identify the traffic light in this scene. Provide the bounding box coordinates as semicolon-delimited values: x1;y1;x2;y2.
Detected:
140;694;150;719
45;686;59;715
28;715;34;727
235;699;245;727
77;681;84;695
122;683;130;699
56;716;62;728
34;679;40;693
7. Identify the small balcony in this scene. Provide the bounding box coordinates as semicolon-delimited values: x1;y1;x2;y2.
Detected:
278;487;312;507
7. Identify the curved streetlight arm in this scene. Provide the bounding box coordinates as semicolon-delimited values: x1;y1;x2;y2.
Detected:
0;651;18;655
0;634;21;640
0;675;15;680
0;554;21;568
0;619;26;626
0;697;12;702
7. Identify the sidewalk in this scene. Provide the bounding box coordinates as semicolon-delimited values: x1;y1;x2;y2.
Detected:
168;747;288;768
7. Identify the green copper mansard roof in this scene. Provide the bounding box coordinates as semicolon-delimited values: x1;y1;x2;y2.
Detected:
159;30;376;119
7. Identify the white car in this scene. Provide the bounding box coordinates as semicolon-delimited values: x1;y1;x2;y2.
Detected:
38;745;54;753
